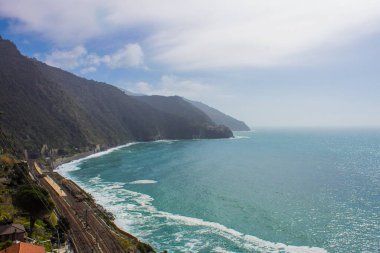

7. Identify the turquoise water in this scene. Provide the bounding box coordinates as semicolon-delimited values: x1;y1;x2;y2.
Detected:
58;129;380;252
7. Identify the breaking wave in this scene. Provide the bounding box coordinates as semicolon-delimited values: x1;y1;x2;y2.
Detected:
129;180;158;184
64;176;328;253
56;142;138;175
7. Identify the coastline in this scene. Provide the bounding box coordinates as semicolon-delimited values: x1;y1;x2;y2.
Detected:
53;135;243;170
51;139;329;253
50;142;155;252
53;142;137;170
52;150;95;168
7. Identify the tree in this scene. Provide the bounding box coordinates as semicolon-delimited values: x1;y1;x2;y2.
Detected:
51;216;70;245
13;185;54;235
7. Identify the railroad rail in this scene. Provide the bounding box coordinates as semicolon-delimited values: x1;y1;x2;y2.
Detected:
29;161;130;253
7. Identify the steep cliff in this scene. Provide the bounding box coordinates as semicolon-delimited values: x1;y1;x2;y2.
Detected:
0;37;232;154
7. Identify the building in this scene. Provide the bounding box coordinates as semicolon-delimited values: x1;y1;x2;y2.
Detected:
0;242;45;253
0;224;25;242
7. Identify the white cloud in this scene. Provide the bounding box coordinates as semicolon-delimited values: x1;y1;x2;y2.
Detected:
102;44;144;68
80;66;97;74
38;43;144;72
1;1;380;69
0;0;101;44
44;46;87;70
128;75;213;99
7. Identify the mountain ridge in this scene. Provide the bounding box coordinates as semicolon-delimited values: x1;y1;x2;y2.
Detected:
123;91;251;131
188;100;250;131
0;37;232;155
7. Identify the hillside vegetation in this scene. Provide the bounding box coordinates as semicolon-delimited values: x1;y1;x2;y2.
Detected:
188;100;250;131
0;37;232;155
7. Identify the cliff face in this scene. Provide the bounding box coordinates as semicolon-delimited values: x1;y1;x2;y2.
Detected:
135;95;214;125
188;100;250;131
132;94;250;132
0;37;232;154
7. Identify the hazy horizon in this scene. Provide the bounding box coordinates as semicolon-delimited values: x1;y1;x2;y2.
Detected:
1;0;380;127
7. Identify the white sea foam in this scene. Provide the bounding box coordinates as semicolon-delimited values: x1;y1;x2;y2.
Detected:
55;140;327;253
103;182;125;190
213;247;233;253
155;212;327;252
233;135;250;139
55;161;81;175
56;142;138;176
129;180;158;184
58;139;327;253
83;142;138;160
153;139;178;144
66;177;328;253
89;175;101;184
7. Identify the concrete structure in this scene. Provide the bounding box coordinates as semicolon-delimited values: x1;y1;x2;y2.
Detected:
0;242;45;253
0;224;25;242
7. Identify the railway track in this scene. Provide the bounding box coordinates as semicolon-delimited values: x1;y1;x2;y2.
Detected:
29;160;128;253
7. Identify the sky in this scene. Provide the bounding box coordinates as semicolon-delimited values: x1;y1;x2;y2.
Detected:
1;0;380;127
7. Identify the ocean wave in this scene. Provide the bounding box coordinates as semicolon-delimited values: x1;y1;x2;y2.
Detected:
232;135;250;139
66;178;328;253
89;175;101;184
103;182;125;190
55;140;327;252
129;180;158;184
213;247;233;253
55;142;138;175
153;139;178;144
155;213;327;253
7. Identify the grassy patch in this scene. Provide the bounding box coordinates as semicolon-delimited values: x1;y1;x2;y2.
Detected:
49;212;58;227
0;154;16;167
117;237;136;250
0;202;15;222
13;216;29;228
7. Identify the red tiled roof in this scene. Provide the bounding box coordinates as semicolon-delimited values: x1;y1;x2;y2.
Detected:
0;242;45;253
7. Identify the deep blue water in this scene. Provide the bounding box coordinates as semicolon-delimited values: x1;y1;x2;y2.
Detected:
58;129;380;252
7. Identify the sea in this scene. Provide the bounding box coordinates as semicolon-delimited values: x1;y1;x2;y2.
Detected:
57;129;380;253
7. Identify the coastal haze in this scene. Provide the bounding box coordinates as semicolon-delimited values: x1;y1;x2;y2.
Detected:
0;1;380;253
1;0;380;128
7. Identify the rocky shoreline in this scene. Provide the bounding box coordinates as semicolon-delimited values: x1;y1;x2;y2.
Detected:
52;150;96;169
49;148;156;252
